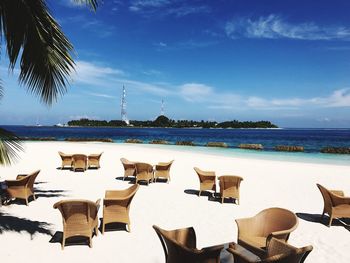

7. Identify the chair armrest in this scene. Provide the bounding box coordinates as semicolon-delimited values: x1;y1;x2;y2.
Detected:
227;247;261;263
266;229;294;247
330;190;344;196
5;179;26;187
194;244;224;260
329;191;350;206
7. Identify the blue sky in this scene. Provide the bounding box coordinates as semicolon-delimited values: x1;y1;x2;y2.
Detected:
1;0;350;127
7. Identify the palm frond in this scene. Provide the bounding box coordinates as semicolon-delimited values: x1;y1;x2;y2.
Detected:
0;128;23;165
0;0;75;105
73;0;98;11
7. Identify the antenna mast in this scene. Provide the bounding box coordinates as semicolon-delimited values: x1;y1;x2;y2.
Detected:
160;99;165;116
121;85;129;124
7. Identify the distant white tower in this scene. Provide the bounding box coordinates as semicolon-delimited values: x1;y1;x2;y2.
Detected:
160;99;165;116
121;86;129;124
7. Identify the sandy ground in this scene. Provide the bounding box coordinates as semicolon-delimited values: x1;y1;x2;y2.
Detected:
0;141;349;262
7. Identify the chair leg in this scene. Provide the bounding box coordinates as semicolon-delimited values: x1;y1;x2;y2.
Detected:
25;198;28;206
199;191;201;197
127;224;131;233
61;235;65;250
221;197;224;204
102;223;105;234
33;194;36;200
89;236;92;248
95;226;98;236
328;215;333;227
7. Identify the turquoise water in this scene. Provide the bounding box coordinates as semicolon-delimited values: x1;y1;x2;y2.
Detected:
2;125;349;166
132;143;350;166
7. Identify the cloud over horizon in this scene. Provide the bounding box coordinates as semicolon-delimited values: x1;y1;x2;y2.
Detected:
225;14;350;40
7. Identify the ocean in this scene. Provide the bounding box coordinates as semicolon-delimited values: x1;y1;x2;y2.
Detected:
1;125;350;165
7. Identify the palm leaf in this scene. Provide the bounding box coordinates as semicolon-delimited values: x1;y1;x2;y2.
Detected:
0;128;23;165
73;0;98;11
0;0;75;105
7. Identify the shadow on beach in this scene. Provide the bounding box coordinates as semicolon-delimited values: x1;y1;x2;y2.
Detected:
0;212;53;238
50;231;94;248
184;189;237;204
4;189;67;206
296;213;350;230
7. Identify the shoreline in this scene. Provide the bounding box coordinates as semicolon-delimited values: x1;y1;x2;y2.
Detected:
23;141;350;166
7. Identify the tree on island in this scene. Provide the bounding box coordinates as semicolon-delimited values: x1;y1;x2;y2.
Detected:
68;116;278;129
0;0;98;165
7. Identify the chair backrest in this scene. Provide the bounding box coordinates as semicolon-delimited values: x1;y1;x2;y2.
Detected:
135;162;153;174
219;175;243;194
156;160;174;171
27;170;40;190
265;238;313;263
316;184;334;212
105;184;139;207
90;152;103;160
121;158;135;169
193;167;215;182
72;154;87;167
254;208;298;238
59;151;71;160
153;225;197;263
53;199;100;225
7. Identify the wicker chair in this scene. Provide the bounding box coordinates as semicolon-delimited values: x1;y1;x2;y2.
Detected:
5;170;40;205
154;160;174;183
88;152;103;169
153;225;224;263
193;167;216;197
218;175;243;204
316;184;350;227
227;238;313;263
102;184;139;234
120;158;136;181
135;162;154;185
58;151;72;169
236;207;299;258
72;154;87;172
53;199;100;249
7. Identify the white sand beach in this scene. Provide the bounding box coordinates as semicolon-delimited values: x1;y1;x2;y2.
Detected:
0;141;349;263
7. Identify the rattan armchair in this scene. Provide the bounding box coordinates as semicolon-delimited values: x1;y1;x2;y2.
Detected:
153;225;224;263
154;160;174;183
194;167;216;197
316;184;350;227
120;158;136;181
53;199;100;249
72;154;87;172
135;162;154;185
236;207;299;257
227;238;313;263
88;152;103;169
5;170;40;205
58;151;72;169
218;175;243;204
102;184;139;234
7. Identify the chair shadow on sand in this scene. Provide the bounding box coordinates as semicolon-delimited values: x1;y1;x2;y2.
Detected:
98;218;128;233
5;188;67;206
296;213;350;231
184;189;237;204
49;231;94;248
0;212;53;238
115;176;153;186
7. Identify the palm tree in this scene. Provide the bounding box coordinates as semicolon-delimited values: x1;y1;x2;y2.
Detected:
0;0;98;165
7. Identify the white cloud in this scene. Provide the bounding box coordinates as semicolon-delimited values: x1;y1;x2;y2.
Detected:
72;60;125;85
179;83;213;102
225;14;350;40
87;92;116;99
129;0;210;17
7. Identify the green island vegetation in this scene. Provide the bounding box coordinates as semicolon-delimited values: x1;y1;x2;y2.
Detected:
67;115;278;129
